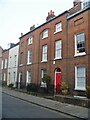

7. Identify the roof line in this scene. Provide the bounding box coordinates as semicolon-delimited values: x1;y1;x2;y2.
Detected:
19;10;68;39
67;6;90;20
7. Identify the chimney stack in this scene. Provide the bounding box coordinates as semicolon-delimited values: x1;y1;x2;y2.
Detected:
21;33;23;37
73;0;82;6
46;10;55;21
68;0;82;15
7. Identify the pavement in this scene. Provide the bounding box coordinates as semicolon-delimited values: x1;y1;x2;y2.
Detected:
2;87;90;120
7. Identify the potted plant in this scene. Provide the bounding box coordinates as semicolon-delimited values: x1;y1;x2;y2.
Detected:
61;81;69;95
86;86;90;99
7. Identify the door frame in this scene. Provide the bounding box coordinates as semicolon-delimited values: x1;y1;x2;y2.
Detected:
55;71;62;94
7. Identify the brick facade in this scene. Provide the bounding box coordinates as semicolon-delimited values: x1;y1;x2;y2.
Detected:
18;1;90;96
67;8;90;95
18;11;68;88
2;49;9;84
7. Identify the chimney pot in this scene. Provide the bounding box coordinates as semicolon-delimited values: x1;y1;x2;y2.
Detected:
21;33;23;36
30;25;35;31
73;0;82;6
46;10;55;21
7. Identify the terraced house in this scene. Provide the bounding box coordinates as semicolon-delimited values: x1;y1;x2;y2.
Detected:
17;0;90;97
18;9;68;91
1;43;19;86
7;43;19;87
67;0;90;96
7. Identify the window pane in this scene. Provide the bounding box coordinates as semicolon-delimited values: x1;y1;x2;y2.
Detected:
55;40;62;58
27;71;31;84
76;66;86;90
77;67;85;77
76;33;85;54
55;22;62;32
28;50;32;64
43;29;48;38
41;69;47;78
43;46;47;53
80;33;84;42
42;45;47;61
28;37;33;45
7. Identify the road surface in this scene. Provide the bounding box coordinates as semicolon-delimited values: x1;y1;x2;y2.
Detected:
2;93;76;119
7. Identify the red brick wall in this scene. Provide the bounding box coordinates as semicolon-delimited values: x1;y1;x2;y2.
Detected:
18;35;27;85
18;12;68;86
38;13;68;85
67;10;89;92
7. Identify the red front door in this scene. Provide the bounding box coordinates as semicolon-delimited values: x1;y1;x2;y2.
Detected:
55;72;62;93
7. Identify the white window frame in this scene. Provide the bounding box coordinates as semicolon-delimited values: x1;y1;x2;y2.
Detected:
9;56;11;68
42;29;48;39
18;72;22;83
75;66;86;91
1;60;4;69
7;72;10;85
4;59;7;69
28;36;33;45
42;45;47;62
26;71;31;85
54;22;62;34
41;69;47;78
74;33;86;57
4;73;6;81
54;40;62;60
27;50;32;64
19;52;23;66
41;70;47;88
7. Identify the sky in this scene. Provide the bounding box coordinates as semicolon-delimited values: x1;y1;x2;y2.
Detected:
0;0;76;49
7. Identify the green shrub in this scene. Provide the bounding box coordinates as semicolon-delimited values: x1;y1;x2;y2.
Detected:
42;75;51;86
42;74;51;93
61;81;69;90
8;83;14;88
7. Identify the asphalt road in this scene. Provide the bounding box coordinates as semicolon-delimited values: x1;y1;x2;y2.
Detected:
2;93;75;119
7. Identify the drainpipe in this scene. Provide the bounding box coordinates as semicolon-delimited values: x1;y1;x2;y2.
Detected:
37;31;41;86
66;14;69;88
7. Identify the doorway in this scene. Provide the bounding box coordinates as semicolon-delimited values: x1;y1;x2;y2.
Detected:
55;68;62;94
